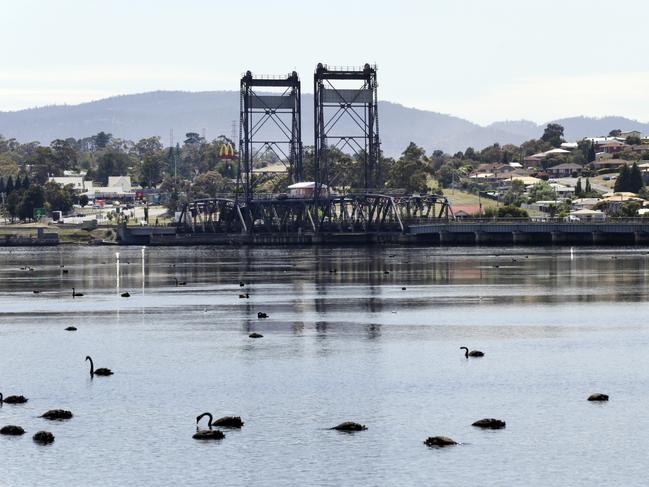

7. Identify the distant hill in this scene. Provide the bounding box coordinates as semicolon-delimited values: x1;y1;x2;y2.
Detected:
0;91;647;155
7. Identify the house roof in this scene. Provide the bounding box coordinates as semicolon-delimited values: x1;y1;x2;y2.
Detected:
288;182;316;189
451;204;482;216
598;140;628;147
252;163;287;174
570;209;604;215
602;191;639;198
549;162;582;170
592;159;626;166
530;148;571;158
511;176;543;185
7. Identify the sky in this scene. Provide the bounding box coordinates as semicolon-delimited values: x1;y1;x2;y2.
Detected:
1;0;648;125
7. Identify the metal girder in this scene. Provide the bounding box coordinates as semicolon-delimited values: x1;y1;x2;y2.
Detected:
238;70;303;212
177;193;451;235
314;63;381;204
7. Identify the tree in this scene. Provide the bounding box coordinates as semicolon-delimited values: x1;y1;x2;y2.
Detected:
79;194;89;207
93;131;112;149
50;139;78;171
541;123;565;148
191;171;232;198
585;178;592;194
528;181;557;203
575;178;583;197
139;153;165;188
588;141;596;163
629;162;644;193
626;135;642;145
609;129;622;137
18;185;46;221
43;182;74;213
95;151;131;185
613;163;643;193
5;176;14;194
614;164;630;192
385;142;431;192
483;206;529;218
22;175;30;189
133;137;163;159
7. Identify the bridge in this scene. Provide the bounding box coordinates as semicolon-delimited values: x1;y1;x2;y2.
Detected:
407;219;649;245
118;217;649;246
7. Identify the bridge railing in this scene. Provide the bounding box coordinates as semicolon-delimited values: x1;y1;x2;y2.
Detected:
405;217;649;225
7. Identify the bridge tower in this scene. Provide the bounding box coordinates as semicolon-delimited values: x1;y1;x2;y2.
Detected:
313;63;380;196
238;70;303;203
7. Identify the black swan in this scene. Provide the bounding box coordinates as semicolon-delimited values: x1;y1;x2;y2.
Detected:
192;412;225;440
174;278;186;286
472;418;506;429
72;288;84;298
33;431;55;444
0;425;25;435
121;292;130;298
86;356;113;377
0;393;28;404
257;312;268;319
460;346;484;358
249;333;263;338
213;416;244;428
41;409;73;420
588;393;609;402
330;422;367;432
424;436;457;447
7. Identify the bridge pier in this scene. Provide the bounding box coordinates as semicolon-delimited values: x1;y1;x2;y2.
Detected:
635;231;649;245
551;231;565;245
474;231;513;245
592;231;606;245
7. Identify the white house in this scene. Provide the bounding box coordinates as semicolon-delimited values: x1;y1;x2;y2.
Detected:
287;182;329;198
48;176;86;191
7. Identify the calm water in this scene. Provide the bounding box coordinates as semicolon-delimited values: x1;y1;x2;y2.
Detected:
1;245;649;486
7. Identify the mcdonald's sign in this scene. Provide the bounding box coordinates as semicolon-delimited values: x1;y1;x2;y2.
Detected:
219;143;235;159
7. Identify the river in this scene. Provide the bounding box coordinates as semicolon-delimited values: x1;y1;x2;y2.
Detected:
0;245;648;486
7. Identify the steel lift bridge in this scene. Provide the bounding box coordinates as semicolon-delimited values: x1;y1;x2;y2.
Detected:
176;64;451;236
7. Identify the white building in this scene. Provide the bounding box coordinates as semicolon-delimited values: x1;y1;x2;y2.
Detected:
48;176;89;192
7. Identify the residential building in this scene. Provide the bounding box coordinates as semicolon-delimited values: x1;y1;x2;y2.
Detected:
547;162;582;178
48;176;88;192
591;159;626;171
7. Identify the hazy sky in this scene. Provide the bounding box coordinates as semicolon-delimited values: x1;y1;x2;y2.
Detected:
2;0;648;125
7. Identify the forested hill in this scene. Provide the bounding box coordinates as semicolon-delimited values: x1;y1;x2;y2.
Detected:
1;91;647;155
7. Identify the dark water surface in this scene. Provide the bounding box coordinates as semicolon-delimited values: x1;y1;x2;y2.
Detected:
1;245;648;486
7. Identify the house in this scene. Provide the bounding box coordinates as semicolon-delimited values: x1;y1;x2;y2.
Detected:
549;183;575;196
561;142;579;149
568;209;605;221
547;162;582;178
620;131;642;139
571;198;601;210
451;204;483;218
287;182;329;198
107;176;132;192
86;176;134;201
596;140;628;154
48;176;88;192
510;176;543;186
524;148;571;167
591;159;627;171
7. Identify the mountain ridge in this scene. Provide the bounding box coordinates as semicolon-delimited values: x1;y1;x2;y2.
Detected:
1;91;647;155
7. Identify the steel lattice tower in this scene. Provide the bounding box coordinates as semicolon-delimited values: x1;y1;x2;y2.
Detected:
313;63;380;196
238;70;303;203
